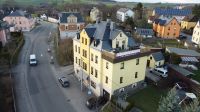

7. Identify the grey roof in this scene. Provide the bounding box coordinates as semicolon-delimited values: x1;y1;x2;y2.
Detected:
85;27;96;38
166;47;200;57
168;64;194;76
8;10;30;18
154;18;175;26
59;12;84;23
151;52;164;61
109;29;121;40
81;21;137;51
118;8;131;13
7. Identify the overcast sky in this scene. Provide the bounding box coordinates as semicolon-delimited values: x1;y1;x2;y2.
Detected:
113;0;200;3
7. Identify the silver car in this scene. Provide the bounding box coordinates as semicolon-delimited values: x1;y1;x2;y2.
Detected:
58;77;70;87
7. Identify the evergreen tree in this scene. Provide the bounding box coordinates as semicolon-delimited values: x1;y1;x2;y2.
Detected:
135;2;143;19
182;99;200;112
157;88;181;112
192;5;200;19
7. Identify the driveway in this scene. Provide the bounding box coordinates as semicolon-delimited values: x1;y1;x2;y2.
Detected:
145;68;161;83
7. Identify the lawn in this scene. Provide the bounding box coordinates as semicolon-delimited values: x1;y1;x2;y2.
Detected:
127;85;168;112
142;38;185;48
191;69;200;82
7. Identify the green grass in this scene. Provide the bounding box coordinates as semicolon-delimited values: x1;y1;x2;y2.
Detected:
127;85;168;112
191;69;200;82
142;38;185;48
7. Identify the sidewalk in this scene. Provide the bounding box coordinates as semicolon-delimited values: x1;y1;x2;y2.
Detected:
51;64;94;112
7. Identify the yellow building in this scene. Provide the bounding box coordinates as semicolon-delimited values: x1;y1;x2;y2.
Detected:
147;52;165;68
181;15;198;30
73;20;150;100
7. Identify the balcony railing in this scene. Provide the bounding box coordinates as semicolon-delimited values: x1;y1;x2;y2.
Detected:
102;48;141;60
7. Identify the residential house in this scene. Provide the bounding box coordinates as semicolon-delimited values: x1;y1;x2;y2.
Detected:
73;20;150;100
40;14;47;20
3;10;35;32
192;20;200;46
135;28;154;38
152;8;192;22
90;7;100;22
147;52;165;68
153;17;180;39
58;12;85;39
0;21;10;47
116;8;134;22
181;15;198;30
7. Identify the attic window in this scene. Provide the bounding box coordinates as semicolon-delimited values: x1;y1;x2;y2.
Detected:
120;33;122;37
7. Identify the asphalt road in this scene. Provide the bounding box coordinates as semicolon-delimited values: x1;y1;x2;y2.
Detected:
14;22;76;112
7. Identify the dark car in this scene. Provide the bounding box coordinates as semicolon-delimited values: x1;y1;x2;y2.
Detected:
86;96;107;109
179;35;187;40
58;77;70;87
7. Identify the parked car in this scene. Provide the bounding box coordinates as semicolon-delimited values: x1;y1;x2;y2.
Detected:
179;35;187;40
86;96;107;109
150;67;168;78
58;77;70;87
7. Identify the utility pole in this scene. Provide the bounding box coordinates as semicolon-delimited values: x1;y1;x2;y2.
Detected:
81;58;83;91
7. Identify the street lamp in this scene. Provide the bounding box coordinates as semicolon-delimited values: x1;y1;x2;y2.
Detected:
80;58;83;91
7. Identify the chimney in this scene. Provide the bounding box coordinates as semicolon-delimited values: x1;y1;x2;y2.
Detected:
110;22;115;30
77;33;80;39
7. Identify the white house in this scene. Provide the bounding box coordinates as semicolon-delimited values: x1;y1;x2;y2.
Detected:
116;8;134;22
40;14;47;20
90;7;100;22
192;20;200;46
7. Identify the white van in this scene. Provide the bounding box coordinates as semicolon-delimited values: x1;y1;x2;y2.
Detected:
150;67;168;78
29;54;37;66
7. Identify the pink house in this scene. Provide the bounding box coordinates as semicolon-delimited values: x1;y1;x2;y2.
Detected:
3;10;35;32
0;21;10;47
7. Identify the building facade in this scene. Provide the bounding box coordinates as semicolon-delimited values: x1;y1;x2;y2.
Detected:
90;7;100;22
3;10;35;32
73;20;149;100
116;8;134;22
181;15;198;30
153;17;180;39
192;20;200;46
59;12;85;39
